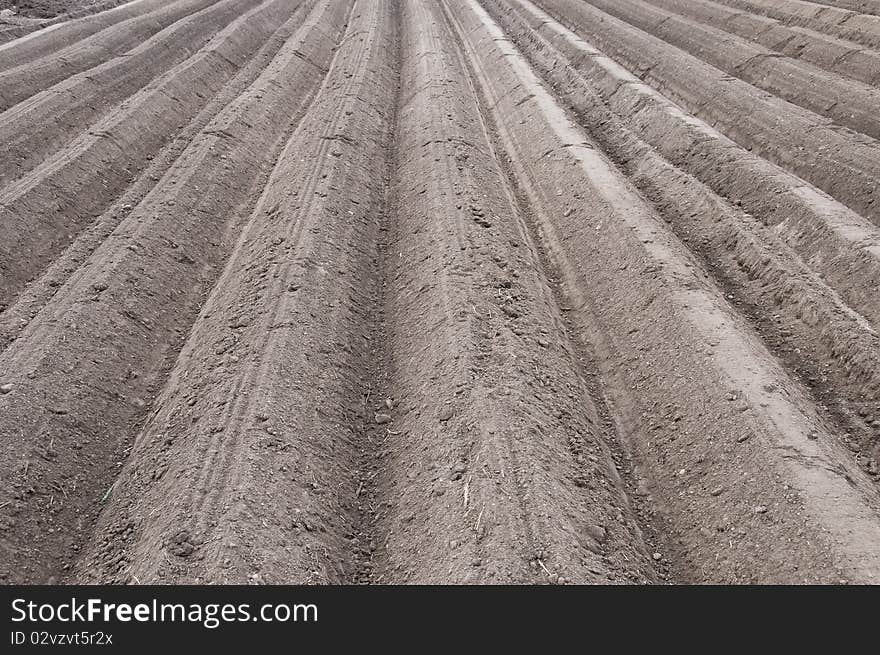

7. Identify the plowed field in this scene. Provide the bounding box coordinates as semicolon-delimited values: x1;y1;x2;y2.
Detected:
1;0;880;584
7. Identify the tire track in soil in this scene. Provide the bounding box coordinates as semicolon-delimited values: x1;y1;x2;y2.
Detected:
74;0;392;584
355;0;657;584
74;0;660;585
0;0;350;584
442;0;682;581
448;0;880;583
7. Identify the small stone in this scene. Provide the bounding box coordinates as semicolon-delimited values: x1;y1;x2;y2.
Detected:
584;540;602;555
754;505;768;514
652;552;662;561
168;530;195;557
586;524;607;543
710;486;724;496
502;305;520;319
471;558;482;567
374;413;392;425
438;407;454;422
736;433;751;443
385;398;394;410
92;282;108;292
0;384;12;394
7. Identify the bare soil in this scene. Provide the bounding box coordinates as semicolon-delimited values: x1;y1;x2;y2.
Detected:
1;0;880;585
0;0;129;20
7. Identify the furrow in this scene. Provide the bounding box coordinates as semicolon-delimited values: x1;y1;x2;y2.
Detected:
487;0;880;471
530;0;880;226
573;0;880;139
0;0;300;310
0;0;286;177
0;0;315;353
0;0;218;111
643;0;880;87
72;0;394;585
360;0;657;584
808;0;880;16
450;0;880;583
712;0;880;51
0;0;161;68
0;0;349;584
1;0;877;588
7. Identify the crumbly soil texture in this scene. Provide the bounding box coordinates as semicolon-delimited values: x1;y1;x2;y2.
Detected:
0;0;128;19
1;0;880;585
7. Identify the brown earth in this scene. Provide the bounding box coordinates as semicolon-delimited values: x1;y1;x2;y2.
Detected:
0;0;130;19
1;0;879;585
0;0;136;44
